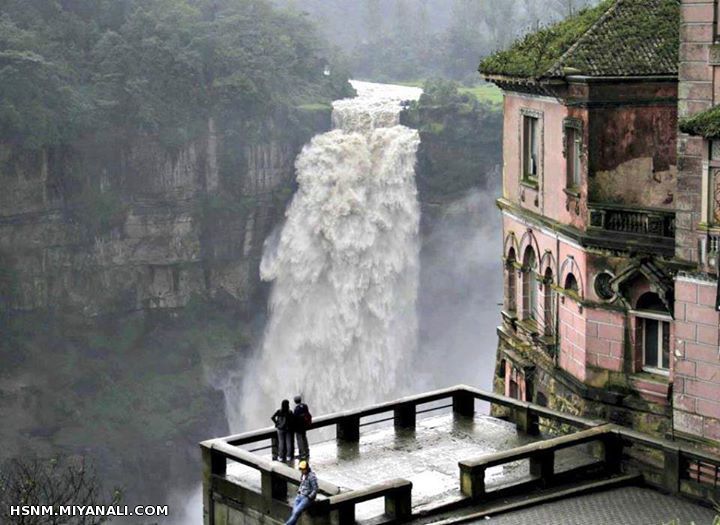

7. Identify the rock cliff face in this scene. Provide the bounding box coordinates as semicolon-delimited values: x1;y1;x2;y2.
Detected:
0;110;331;317
0;108;331;508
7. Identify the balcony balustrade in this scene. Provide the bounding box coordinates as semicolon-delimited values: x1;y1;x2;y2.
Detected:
589;204;675;239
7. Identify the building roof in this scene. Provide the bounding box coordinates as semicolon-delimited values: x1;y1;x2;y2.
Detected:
679;105;720;139
479;0;680;81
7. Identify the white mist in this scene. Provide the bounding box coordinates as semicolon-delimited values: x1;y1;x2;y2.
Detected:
233;81;423;430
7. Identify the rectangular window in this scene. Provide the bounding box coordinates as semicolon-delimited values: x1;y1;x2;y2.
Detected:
711;140;720;162
642;318;670;372
509;379;519;400
566;127;581;188
705;141;720;226
523;116;539;181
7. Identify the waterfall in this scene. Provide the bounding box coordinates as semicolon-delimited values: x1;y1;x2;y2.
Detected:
232;81;423;430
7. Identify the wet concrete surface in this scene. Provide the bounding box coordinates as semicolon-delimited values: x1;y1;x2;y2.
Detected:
227;412;596;519
471;486;717;525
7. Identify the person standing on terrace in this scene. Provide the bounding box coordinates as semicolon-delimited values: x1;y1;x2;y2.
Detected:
293;395;311;460
271;399;295;462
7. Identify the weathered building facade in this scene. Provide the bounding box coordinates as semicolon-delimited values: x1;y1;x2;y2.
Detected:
482;0;720;450
674;0;720;447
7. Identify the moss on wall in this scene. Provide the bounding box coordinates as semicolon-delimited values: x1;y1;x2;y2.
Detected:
679;105;720;139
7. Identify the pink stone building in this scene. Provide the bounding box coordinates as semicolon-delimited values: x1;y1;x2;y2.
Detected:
674;0;720;447
481;0;720;450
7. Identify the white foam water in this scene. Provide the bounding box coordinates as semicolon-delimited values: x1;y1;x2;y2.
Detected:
232;81;422;429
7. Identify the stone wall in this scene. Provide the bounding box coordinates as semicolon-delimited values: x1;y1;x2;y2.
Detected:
676;0;716;264
585;308;625;375
0;110;331;317
673;274;720;444
559;297;587;382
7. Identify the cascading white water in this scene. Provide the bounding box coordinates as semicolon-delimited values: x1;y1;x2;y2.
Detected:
233;81;423;430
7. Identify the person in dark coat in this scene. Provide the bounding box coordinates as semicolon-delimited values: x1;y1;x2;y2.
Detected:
293;395;311;459
271;399;294;461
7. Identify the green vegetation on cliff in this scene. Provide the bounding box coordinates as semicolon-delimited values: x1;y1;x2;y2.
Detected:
0;299;250;502
401;79;502;201
0;0;352;150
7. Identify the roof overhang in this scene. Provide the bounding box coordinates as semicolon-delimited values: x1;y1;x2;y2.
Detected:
565;74;677;84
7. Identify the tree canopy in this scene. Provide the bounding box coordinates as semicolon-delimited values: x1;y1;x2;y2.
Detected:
0;0;351;149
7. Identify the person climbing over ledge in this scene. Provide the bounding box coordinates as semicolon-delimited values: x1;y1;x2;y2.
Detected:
271;399;294;462
285;460;318;525
293;395;312;460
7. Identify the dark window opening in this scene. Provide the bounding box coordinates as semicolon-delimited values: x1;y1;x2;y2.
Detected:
506;248;517;313
536;391;548;407
509;379;519;400
543;267;554;336
522;247;537;321
564;273;579;293
566;126;581;188
523;115;539;181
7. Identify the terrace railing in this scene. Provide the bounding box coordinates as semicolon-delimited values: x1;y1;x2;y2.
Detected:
201;385;720;525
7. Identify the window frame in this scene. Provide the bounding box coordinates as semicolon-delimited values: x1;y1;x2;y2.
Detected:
631;309;671;376
529;270;538;321
522;248;538;322
524;116;539;181
505;255;518;314
703;140;720;226
564;120;583;189
542;268;554;336
520;109;543;186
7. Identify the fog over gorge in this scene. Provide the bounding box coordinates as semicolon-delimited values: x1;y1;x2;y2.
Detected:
0;1;600;523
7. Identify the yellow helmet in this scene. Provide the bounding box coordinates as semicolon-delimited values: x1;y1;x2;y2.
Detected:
298;460;309;470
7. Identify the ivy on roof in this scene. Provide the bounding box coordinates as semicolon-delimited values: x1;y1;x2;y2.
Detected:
679;105;720;140
479;0;679;80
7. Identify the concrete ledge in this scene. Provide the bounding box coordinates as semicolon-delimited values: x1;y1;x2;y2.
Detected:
458;425;617;499
202;386;720;525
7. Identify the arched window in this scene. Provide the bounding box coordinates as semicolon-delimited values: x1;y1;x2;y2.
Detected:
506;248;517;313
522;247;537;321
543;267;554;336
497;359;506;379
635;292;670;373
636;292;667;312
564;273;579;293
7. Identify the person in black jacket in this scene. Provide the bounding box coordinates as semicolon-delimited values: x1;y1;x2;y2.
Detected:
293;395;311;460
271;399;294;461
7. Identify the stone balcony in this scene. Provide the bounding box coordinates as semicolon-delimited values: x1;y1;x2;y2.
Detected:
587;203;676;257
200;386;720;525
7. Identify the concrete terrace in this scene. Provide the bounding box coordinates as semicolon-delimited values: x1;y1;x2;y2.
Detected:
201;386;720;525
225;413;596;519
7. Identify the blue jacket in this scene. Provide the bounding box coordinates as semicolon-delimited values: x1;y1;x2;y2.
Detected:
298;470;318;499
